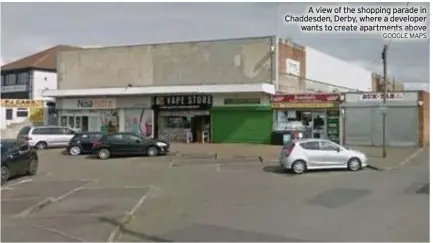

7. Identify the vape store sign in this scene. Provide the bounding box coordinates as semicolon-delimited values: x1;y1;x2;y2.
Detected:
153;95;213;109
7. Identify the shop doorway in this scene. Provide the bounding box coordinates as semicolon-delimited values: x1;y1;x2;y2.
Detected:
312;111;326;139
61;115;90;132
190;115;210;143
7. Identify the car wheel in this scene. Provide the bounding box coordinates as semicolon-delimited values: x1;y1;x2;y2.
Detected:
27;159;38;176
35;142;47;150
69;146;82;156
1;166;10;185
98;148;111;160
291;160;306;174
347;158;361;171
147;146;159;157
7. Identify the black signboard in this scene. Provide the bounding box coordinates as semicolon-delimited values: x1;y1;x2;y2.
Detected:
153;95;213;110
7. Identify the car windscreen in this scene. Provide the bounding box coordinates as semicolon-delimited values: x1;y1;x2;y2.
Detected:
18;126;31;136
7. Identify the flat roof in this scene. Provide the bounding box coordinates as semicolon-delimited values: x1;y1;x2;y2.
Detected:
42;83;276;98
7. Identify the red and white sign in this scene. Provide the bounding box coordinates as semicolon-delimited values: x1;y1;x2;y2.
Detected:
360;93;404;101
272;93;340;103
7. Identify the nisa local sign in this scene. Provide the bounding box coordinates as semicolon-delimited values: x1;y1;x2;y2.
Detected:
1;85;28;93
76;98;116;109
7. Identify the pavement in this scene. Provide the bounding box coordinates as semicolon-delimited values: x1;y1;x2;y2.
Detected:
1;147;429;242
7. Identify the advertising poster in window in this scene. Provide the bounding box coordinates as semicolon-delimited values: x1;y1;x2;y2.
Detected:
124;109;153;138
29;108;44;123
100;110;119;133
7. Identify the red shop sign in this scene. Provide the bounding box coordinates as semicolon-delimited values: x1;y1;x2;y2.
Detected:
272;93;340;103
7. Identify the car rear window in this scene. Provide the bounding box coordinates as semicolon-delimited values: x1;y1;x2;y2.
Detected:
78;133;102;140
18;126;31;136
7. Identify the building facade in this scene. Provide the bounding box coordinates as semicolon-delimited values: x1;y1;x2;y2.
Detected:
42;36;386;144
0;45;81;129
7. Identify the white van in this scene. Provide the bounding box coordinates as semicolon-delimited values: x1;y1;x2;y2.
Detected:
17;126;77;150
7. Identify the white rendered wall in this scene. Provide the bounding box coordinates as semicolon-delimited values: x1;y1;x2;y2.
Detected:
305;47;372;91
32;70;57;100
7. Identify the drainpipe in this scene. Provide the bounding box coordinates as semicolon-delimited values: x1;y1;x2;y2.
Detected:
274;35;279;94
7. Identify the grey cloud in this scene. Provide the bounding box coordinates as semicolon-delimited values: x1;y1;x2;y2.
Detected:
1;2;429;83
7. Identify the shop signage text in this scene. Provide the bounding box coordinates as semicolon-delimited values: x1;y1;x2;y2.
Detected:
272;102;337;109
223;98;261;105
1;85;28;93
76;98;116;109
1;99;44;108
359;93;404;101
154;95;213;109
272;94;340;103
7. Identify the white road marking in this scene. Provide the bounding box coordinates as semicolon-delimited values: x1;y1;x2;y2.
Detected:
2;178;32;190
107;188;151;242
34;224;87;242
216;164;221;172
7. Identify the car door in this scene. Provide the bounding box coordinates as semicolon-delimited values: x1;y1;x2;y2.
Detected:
44;128;63;147
8;144;28;175
32;128;53;147
60;128;76;146
106;134;129;154
319;141;349;166
123;134;146;155
299;141;325;167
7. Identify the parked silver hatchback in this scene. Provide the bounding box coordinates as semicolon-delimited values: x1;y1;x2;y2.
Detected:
17;126;77;150
279;138;368;174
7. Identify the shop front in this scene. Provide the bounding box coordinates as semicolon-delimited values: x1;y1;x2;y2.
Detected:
153;94;213;143
211;94;273;144
271;93;342;145
57;96;153;136
58;98;119;132
343;92;421;147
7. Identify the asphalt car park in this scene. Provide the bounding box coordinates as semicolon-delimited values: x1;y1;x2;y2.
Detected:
2;149;427;242
1;177;152;242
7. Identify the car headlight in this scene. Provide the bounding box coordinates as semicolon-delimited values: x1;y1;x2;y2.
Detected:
156;142;167;147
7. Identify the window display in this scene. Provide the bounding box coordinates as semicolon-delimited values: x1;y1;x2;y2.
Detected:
100;110;119;133
124;109;153;138
274;110;330;140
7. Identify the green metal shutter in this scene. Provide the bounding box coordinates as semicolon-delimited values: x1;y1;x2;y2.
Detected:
211;106;272;144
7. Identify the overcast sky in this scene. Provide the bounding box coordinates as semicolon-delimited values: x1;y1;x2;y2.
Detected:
1;2;430;88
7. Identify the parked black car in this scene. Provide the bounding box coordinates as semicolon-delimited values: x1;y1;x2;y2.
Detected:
67;132;103;156
91;133;170;160
1;139;39;185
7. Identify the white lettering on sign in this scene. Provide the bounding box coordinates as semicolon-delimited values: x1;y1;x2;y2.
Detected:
157;95;213;107
76;98;116;109
360;93;404;101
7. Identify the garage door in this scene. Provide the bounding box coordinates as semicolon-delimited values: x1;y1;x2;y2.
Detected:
211;107;272;144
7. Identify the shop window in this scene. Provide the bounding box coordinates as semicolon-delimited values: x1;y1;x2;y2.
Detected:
160;116;191;129
16;108;28;118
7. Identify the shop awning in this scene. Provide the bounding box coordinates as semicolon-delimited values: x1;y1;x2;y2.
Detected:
42;83;276;98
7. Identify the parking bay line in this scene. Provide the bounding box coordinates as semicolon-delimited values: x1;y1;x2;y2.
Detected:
14;181;93;218
34;224;87;242
1;178;32;190
107;187;152;242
